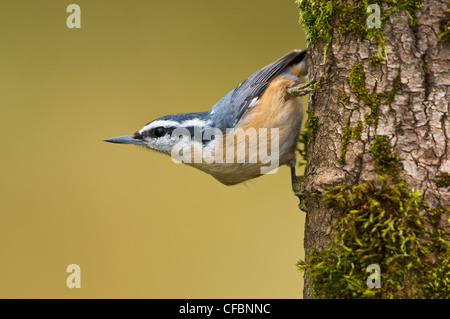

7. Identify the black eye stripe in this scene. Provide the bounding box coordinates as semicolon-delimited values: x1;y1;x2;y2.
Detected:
141;126;216;143
142;126;176;138
153;127;166;137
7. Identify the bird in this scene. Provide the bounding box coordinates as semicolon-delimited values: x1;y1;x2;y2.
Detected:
104;49;312;186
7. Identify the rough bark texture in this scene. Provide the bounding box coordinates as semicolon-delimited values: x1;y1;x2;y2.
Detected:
300;0;449;299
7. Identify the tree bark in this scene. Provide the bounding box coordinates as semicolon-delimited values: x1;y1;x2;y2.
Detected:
298;0;449;299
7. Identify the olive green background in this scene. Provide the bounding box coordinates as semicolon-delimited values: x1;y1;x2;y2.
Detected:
0;0;307;298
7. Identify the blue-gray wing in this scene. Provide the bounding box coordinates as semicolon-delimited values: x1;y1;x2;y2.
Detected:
208;49;306;130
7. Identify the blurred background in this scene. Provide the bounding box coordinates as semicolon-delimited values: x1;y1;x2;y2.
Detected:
0;0;307;298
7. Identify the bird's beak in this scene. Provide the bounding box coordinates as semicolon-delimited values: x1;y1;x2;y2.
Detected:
103;135;142;145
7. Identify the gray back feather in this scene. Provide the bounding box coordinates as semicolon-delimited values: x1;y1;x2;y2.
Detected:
207;49;306;131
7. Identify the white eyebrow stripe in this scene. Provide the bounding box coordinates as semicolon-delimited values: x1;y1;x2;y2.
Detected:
140;120;180;133
139;118;212;134
180;119;211;127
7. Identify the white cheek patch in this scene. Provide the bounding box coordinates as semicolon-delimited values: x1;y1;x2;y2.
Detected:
144;134;173;149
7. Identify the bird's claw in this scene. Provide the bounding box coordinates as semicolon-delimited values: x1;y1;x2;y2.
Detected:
287;76;316;97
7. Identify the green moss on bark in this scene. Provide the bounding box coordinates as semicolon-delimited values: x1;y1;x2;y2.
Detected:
298;110;319;168
438;4;450;43
298;177;450;298
339;121;363;163
341;92;350;105
296;0;423;61
349;63;381;127
386;73;402;103
369;135;401;174
370;55;383;66
437;172;450;188
298;137;450;298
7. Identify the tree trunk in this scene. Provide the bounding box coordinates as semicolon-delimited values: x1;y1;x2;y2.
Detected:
297;0;450;299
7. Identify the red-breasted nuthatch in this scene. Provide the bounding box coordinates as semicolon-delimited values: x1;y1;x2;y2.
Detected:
104;50;311;186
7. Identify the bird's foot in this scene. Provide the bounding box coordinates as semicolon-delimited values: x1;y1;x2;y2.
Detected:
287;76;316;97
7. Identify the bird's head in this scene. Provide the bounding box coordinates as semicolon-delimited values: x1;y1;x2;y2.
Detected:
104;112;213;157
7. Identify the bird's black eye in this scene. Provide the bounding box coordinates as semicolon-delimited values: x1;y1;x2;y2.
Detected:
152;126;167;138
